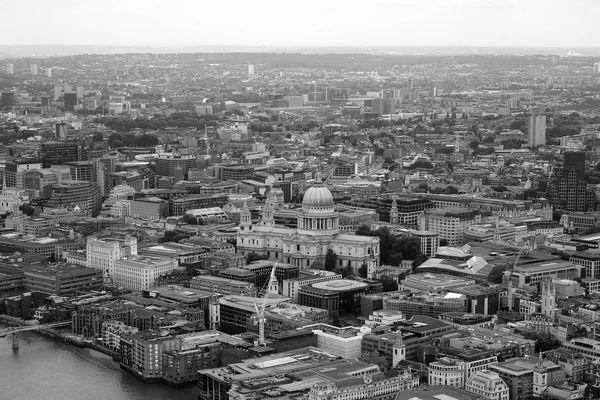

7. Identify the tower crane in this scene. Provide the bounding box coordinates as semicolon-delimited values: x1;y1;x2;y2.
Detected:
251;262;278;346
324;140;347;185
506;241;528;311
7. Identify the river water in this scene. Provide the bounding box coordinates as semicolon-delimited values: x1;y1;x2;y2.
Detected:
0;323;197;400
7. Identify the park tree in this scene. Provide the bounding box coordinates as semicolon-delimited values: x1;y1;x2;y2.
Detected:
182;213;198;225
360;351;389;371
161;230;190;243
325;249;338;272
19;204;35;216
379;275;399;292
357;263;368;278
246;252;268;265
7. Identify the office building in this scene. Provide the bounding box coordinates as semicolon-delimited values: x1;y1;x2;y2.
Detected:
53;85;61;100
113;256;178;291
30;64;38;75
190;275;257;296
45;180;103;217
46;68;52;77
527;115;546;146
428;357;465;387
55;123;67;138
155;155;196;178
218;294;289;335
40;142;83;167
283;272;342;302
3;160;44;189
130;197;169;220
248;64;254;75
465;370;510;400
595;62;600;74
22;263;103;296
547;152;597;212
76;86;84;99
86;235;137;278
419;207;487;246
1;92;15;107
64;92;77;109
6;64;14;74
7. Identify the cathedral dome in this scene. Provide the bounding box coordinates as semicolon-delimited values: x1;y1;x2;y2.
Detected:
302;185;334;207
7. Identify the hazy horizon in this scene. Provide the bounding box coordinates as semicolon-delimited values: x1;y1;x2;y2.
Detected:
3;0;599;50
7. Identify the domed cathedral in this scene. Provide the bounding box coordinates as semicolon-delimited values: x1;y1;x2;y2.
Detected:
237;184;380;271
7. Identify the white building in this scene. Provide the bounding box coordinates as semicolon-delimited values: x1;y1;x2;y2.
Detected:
309;324;364;359
283;271;342;302
420;207;486;247
428;357;466;387
0;185;30;213
237;186;380;271
86;236;137;278
465;370;510;400
364;310;405;327
113;256;178;291
101;321;138;352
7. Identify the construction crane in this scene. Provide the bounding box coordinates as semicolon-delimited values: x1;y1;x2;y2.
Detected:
251;262;278;346
324;141;347;185
506;241;528;311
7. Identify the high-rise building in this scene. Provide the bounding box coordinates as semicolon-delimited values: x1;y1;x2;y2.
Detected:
40;142;83;167
53;85;61;100
76;86;84;99
547;151;597;212
595;62;600;74
64;92;77;109
1;92;15;107
527;115;546;146
155;155;196;178
6;64;14;74
55;123;67;139
30;64;38;75
46;68;52;77
63;83;72;93
46;180;103;216
248;64;255;75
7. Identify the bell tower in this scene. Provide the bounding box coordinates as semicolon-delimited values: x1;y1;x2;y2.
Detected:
541;278;556;320
240;200;253;231
392;334;406;368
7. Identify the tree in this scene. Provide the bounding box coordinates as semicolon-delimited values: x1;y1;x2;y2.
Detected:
468;141;480;150
246;252;268;265
356;224;374;236
160;230;190;243
92;132;104;142
491;185;508;192
523;331;562;352
360;350;388;370
583;226;600;235
380;275;399;292
19;204;35;216
357;263;368;278
325;249;338;272
412;254;429;271
397;236;421;260
182;213;198;225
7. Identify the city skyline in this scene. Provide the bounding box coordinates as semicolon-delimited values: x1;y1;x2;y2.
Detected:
2;0;600;49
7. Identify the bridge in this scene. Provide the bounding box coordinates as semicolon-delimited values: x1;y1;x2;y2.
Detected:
0;321;72;349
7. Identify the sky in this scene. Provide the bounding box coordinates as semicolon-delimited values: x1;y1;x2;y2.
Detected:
2;0;599;48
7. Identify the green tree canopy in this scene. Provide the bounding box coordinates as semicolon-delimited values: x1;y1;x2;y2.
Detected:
325;249;338;272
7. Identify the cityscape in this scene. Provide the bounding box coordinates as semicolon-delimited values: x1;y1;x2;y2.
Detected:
3;3;600;400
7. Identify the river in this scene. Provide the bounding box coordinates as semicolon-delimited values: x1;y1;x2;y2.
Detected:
0;323;197;400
